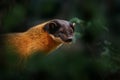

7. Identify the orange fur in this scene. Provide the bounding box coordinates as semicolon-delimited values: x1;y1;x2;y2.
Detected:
4;21;62;57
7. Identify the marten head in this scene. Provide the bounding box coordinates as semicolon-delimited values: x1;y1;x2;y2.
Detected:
44;19;75;43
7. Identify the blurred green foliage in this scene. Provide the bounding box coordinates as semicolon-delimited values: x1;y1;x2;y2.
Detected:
3;4;26;32
0;0;120;80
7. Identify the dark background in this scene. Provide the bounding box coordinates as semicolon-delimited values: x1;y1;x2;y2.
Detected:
0;0;120;80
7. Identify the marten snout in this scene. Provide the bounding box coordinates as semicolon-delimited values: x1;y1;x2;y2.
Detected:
64;37;73;42
44;19;75;43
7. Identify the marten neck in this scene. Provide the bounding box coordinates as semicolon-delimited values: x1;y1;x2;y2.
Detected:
25;25;63;54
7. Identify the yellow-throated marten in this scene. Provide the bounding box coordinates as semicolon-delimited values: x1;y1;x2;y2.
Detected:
2;19;75;58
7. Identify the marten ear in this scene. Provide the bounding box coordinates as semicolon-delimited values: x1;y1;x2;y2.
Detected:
70;22;75;31
44;21;60;34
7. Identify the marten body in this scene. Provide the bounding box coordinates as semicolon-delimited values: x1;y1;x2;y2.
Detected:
3;19;75;58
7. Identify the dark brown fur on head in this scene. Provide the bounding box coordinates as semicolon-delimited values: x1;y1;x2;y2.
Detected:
44;19;75;43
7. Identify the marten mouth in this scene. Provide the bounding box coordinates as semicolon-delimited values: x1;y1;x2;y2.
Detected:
64;39;72;42
62;39;73;44
63;42;72;45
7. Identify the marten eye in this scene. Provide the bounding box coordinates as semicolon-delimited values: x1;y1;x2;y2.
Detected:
59;31;65;34
69;30;73;34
